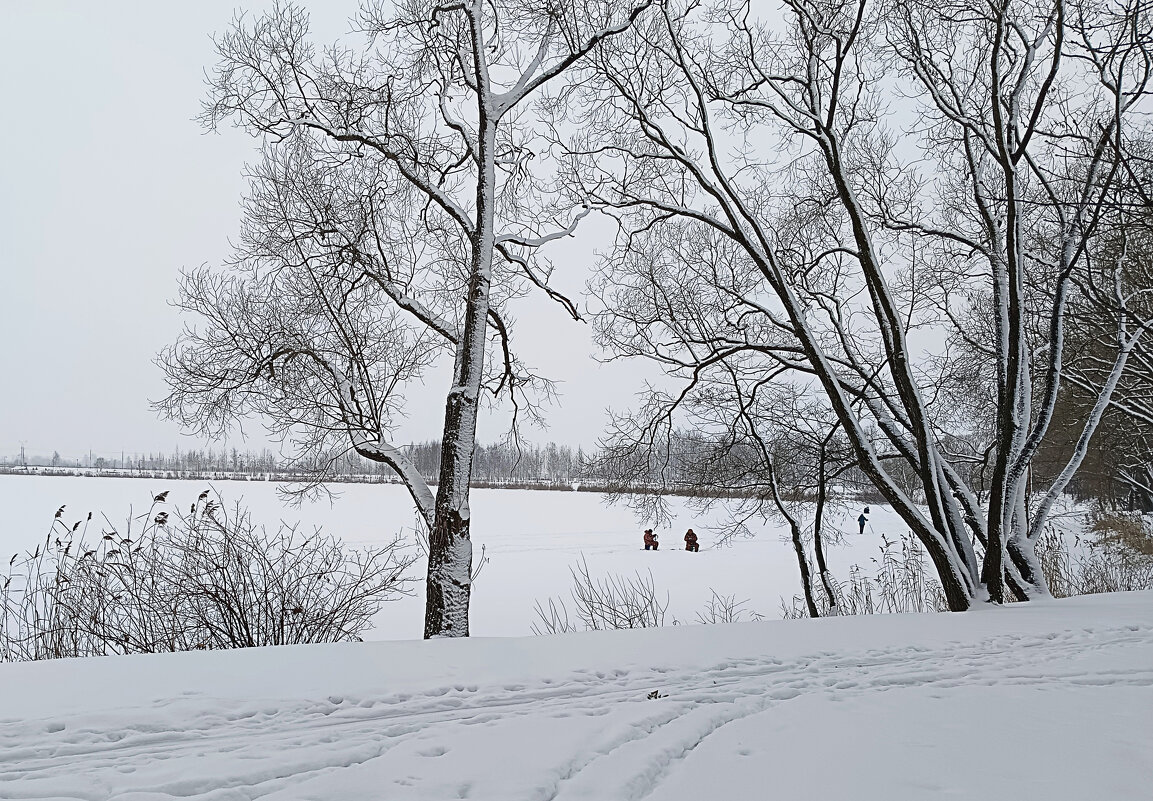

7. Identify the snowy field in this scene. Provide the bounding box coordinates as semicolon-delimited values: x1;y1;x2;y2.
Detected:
0;475;891;638
1;591;1150;799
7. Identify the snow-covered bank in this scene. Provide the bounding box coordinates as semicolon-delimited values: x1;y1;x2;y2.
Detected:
2;592;1151;799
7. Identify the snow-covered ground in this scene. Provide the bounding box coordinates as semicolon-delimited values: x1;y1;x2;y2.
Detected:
1;591;1150;799
2;477;1150;798
1;475;891;638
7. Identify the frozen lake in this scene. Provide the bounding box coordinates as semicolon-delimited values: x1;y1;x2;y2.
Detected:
0;475;894;639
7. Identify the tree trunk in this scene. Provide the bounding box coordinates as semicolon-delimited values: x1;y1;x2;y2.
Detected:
812;448;838;612
423;104;497;638
789;515;820;618
768;462;819;617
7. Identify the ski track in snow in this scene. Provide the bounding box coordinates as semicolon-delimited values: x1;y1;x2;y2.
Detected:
2;620;1151;800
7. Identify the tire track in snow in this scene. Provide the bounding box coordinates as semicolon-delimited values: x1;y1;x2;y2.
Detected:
542;623;1153;801
0;622;1149;800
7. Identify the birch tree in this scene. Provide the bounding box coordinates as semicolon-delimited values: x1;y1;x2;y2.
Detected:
160;0;650;637
563;0;1153;608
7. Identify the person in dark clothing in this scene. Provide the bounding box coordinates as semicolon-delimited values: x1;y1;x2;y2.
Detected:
858;509;868;535
643;529;659;550
684;528;699;552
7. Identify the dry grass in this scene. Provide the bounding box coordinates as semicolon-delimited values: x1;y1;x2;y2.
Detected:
1090;513;1153;556
1037;512;1153;599
781;533;948;619
1;491;417;661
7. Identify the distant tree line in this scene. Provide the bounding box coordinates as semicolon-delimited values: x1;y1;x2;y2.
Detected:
11;420;1149;513
406;441;589;485
0;441;594;487
0;448;289;476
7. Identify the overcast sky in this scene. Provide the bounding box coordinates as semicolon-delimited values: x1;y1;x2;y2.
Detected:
0;2;651;462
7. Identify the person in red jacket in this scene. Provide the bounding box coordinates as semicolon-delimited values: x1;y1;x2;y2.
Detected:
684;528;699;552
643;529;659;550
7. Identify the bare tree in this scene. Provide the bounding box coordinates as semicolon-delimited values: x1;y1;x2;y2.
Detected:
1053;185;1153;509
561;0;1153;608
770;412;857;616
159;0;650;637
593;367;856;617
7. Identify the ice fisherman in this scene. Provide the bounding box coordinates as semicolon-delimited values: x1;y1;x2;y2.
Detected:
643;528;659;550
684;528;699;552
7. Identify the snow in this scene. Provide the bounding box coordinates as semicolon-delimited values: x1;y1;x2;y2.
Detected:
1;590;1151;799
2;477;1151;797
0;476;890;638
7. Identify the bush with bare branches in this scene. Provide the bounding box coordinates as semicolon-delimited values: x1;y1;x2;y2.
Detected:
694;590;764;625
532;557;668;635
1;491;416;661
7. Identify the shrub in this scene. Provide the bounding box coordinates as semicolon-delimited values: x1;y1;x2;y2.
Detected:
694;589;764;624
532;557;668;635
1;491;416;661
